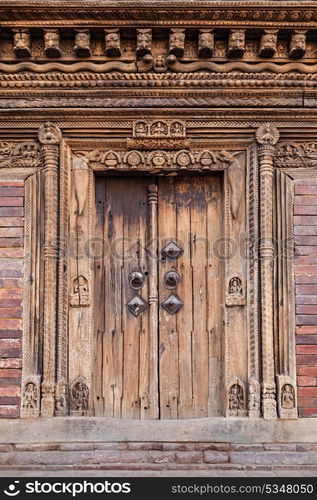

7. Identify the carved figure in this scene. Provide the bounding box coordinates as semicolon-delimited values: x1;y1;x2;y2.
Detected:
229;276;243;296
136;29;152;58
290;30;306;59
229;383;244;413
13;29;31;57
154;54;167;72
23;382;37;409
248;379;260;416
169;29;185;57
281;384;295;409
74;30;91;57
70;275;90;307
70;380;89;414
259;30;277;58
228;30;245;58
44;29;61;58
105;29;121;57
150;121;168;136
198;30;214;58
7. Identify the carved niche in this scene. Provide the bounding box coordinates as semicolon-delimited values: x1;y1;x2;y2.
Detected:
198;29;214;58
70;377;89;416
55;380;68;416
44;29;61;58
136;29;152;58
128;119;188;150
248;378;261;418
259;30;278;58
169;28;185;57
13;29;31;57
74;30;91;58
226;274;246;306
70;276;90;307
105;29;121;57
227;378;246;417
276;375;298;419
20;375;41;418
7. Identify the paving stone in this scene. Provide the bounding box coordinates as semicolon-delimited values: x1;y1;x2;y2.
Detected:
203;451;229;463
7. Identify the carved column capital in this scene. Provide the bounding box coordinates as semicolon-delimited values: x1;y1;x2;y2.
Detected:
38;122;62;146
256;123;279;148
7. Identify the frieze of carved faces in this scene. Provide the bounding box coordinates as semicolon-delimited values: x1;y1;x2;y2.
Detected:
136;29;152;58
44;29;61;58
74;30;91;58
105;29;121;57
169;28;185;58
13;29;31;58
198;29;214;58
228;29;245;58
133;120;186;138
290;30;306;59
259;30;278;58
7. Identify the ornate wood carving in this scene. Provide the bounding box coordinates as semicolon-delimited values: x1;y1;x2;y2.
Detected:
38;122;62;417
198;29;214;58
13;28;31;57
290;30;306;59
44;29;61;58
228;29;245;58
258;30;277;58
256;123;280;420
169;28;185;57
105;29;121;57
74;29;91;58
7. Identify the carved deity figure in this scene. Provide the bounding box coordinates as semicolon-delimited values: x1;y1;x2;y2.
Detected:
55;385;67;413
229;384;244;412
105;29;121;57
228;30;245;58
13;29;31;58
71;381;89;413
136;29;152;58
281;384;295;409
290;30;306;59
169;29;185;57
74;30;91;58
134;121;148;136
170;122;184;136
229;277;243;296
150;121;168;136
198;30;214;58
70;276;90;307
248;380;260;412
154;54;167;72
259;30;277;58
23;382;37;409
44;29;61;58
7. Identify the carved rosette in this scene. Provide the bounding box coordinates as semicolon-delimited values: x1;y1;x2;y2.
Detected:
256;123;280;420
38;122;62;417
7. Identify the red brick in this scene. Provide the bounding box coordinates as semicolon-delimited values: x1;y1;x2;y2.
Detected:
298;398;317;407
0;197;23;207
0;338;22;357
0;249;24;259
297;345;317;354
297;354;317;365
296;315;317;326
0;217;23;227
294;196;317;206
296;265;317;274
0;208;24;217
0;300;22;308
299;408;317;417
0;368;21;378
0;280;22;289
0;269;22;279
0;182;23;187
296;335;317;345
296;275;317;285
176;451;202;464
0;377;21;387
0;319;22;330
296;246;317;256
0;238;23;248
297;366;317;376
0;330;21;339
294;206;317;215
295;227;317;236
0;358;22;368
296;296;317;305
296;326;317;334
0;308;22;319
297;376;316;386
0;290;23;300
294;215;317;225
0;187;24;197
148;451;175;464
296;285;317;295
0;396;20;405
203;451;229;463
127;443;163;450
0;228;23;238
0;386;20;397
298;387;317;397
296;256;317;264
295;185;317;195
0;405;19;418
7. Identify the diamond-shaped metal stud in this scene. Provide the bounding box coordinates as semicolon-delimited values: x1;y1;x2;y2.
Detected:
161;242;184;261
161;294;184;315
127;295;148;317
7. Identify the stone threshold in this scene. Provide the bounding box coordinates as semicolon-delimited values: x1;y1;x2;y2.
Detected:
1;417;317;444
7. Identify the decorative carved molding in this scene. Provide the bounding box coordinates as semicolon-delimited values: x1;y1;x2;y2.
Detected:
275;142;317;168
256;123;280;420
0;141;41;169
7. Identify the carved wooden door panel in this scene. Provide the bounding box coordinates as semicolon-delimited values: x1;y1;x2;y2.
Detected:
93;174;223;419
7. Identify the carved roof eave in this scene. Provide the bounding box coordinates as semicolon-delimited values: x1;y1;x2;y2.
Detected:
1;1;317;27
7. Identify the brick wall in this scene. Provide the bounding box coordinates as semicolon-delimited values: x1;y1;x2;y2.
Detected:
295;182;317;417
0;182;24;418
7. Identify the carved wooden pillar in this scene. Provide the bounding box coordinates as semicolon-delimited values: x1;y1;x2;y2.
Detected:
38;122;62;417
256;124;279;420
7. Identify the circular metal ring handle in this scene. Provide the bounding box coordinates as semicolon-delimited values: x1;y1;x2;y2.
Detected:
129;271;145;290
164;270;180;289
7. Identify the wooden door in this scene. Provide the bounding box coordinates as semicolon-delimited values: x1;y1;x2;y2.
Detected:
93;174;223;419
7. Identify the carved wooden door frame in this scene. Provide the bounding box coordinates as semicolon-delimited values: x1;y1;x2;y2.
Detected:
15;121;302;421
